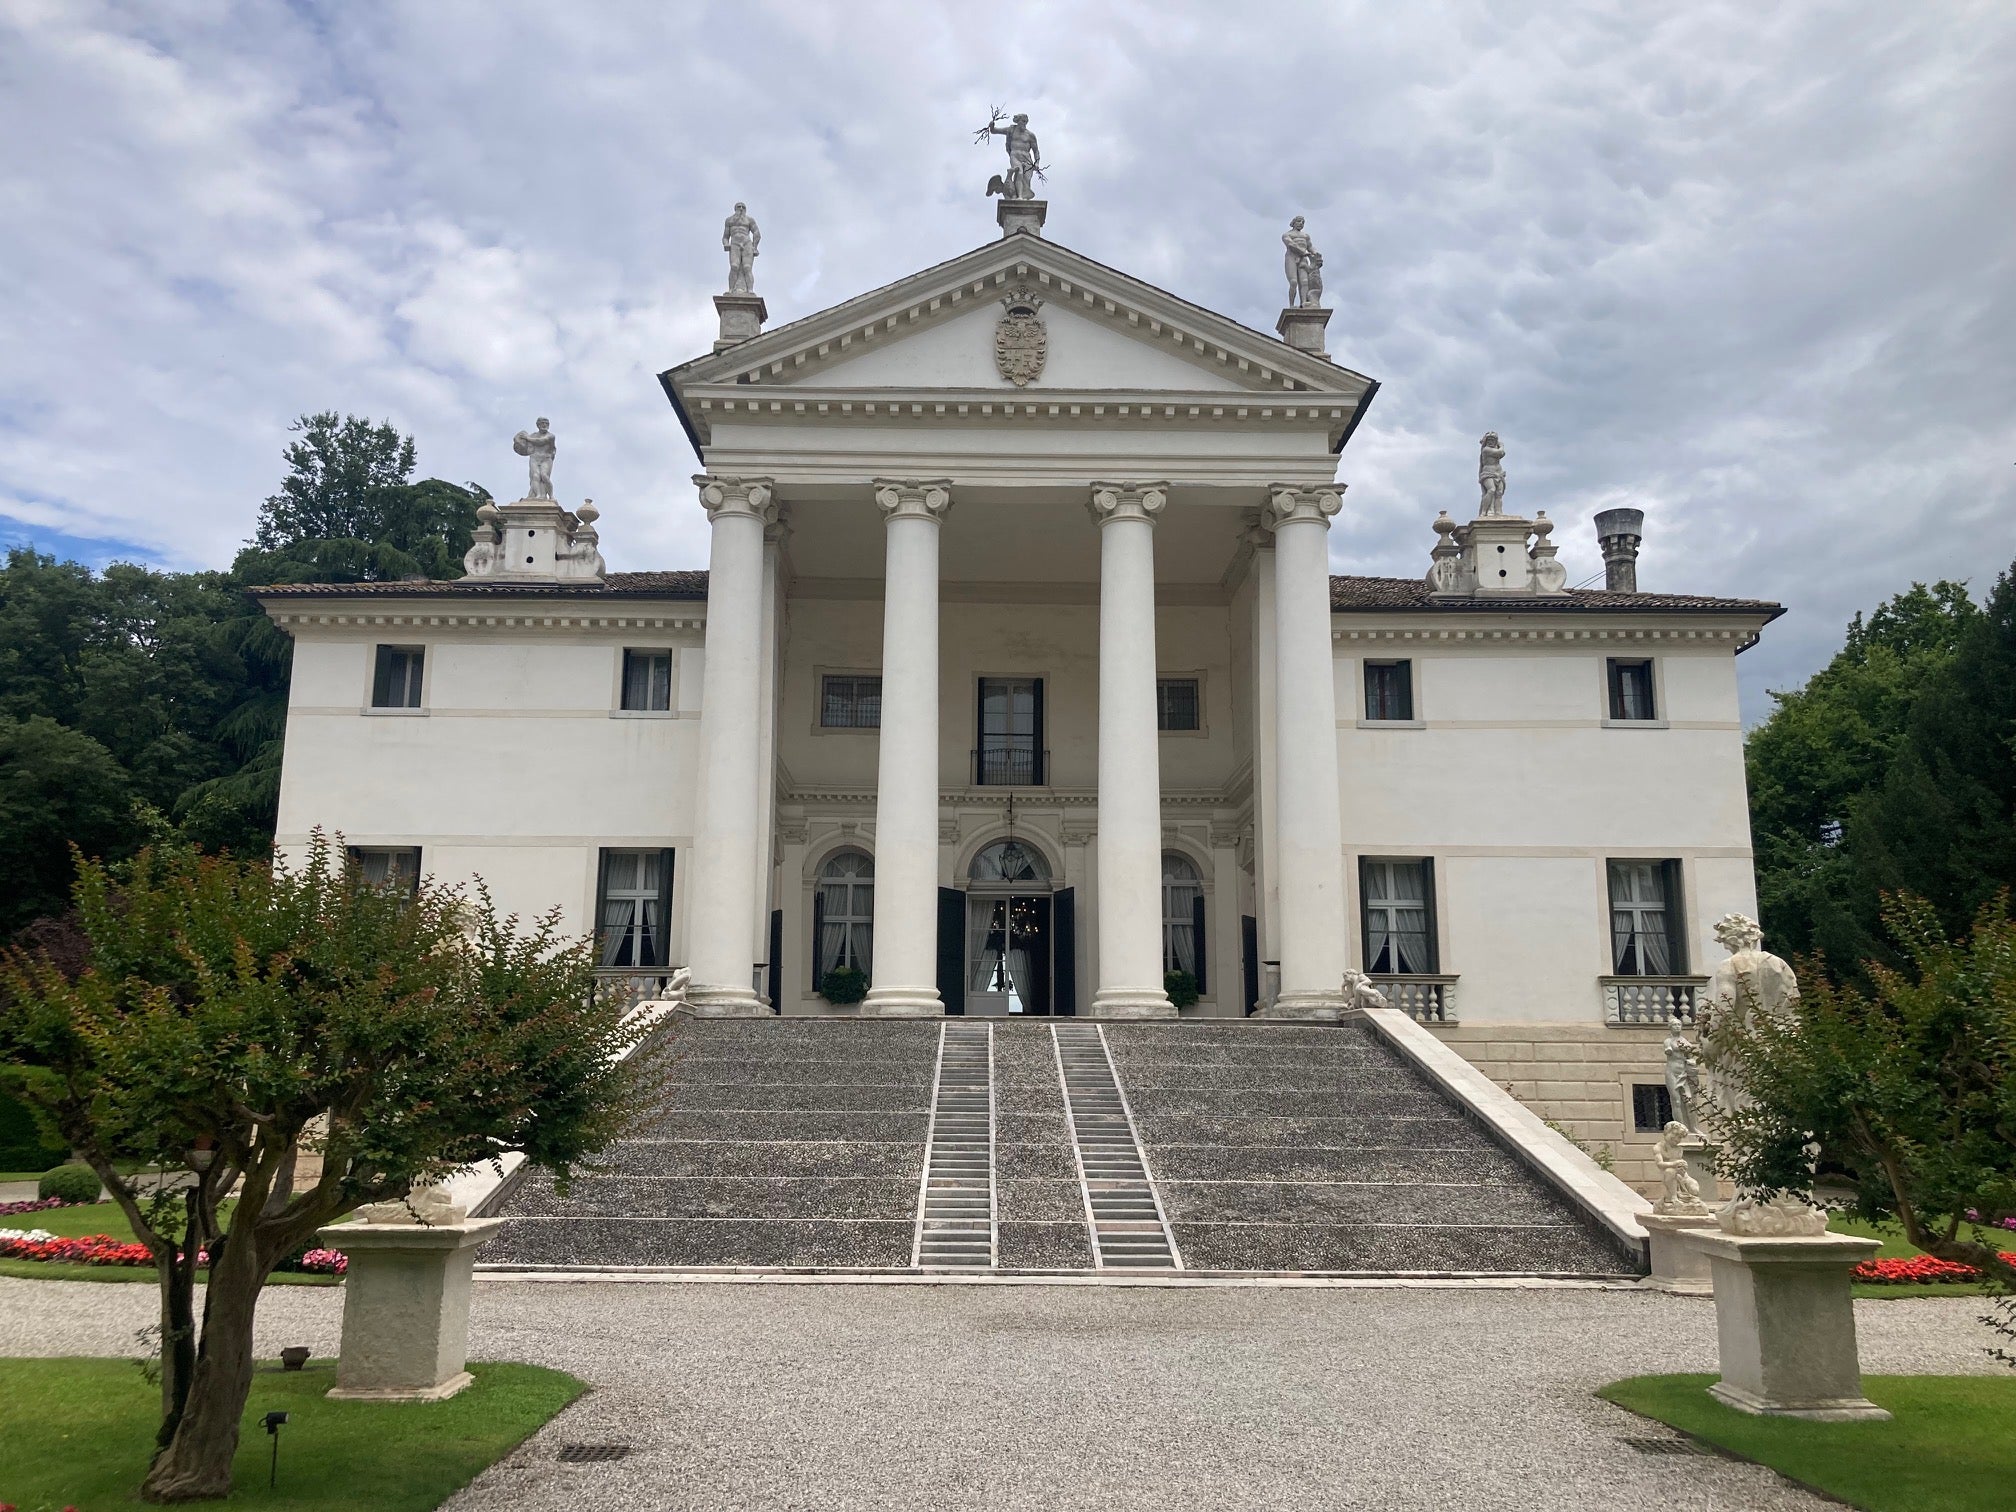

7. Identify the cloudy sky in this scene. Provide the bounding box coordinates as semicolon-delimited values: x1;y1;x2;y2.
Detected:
2;0;2011;721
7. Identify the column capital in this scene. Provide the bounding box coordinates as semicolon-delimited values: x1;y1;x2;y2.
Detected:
872;478;954;523
1265;483;1345;530
694;474;777;524
1088;481;1169;526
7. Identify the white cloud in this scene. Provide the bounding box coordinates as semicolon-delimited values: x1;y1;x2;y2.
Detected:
0;0;2011;718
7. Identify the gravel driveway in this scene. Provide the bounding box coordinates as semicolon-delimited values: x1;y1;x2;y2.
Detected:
0;1276;1996;1511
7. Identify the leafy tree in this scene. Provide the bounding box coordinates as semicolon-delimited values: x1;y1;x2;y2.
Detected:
242;413;484;582
1698;894;2016;1290
0;838;647;1502
1746;578;1989;966
0;717;139;931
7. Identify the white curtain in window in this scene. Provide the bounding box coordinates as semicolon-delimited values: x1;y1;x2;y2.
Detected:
1162;855;1201;975
817;852;873;977
1366;861;1432;973
969;898;1008;995
600;850;664;968
1609;861;1671;974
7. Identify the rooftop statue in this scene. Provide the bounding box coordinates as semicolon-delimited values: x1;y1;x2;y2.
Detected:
1283;217;1323;309
722;202;760;294
513;417;556;501
976;107;1044;200
1478;432;1506;516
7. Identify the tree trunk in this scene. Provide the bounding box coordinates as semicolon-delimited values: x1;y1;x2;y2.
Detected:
153;1200;198;1451
139;1232;266;1502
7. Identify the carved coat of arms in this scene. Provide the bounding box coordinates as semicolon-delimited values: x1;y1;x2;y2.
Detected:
994;286;1046;387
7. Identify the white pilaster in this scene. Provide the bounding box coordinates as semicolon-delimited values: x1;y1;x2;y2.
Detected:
686;474;775;1016
1261;484;1350;1020
861;480;953;1018
1088;482;1177;1019
751;520;784;984
1249;529;1282;1003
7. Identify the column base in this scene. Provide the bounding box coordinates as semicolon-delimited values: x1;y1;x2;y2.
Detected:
1089;989;1177;1020
859;988;944;1019
1255;991;1346;1022
1709;1380;1891;1422
682;984;771;1018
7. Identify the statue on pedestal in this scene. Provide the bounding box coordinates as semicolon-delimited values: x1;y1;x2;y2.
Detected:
1478;432;1507;515
1283;217;1323;309
513;418;556;501
722;203;760;294
977;108;1043;200
1653;1121;1710;1216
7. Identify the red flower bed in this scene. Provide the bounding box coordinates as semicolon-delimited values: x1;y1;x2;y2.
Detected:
1853;1251;2016;1285
0;1231;346;1275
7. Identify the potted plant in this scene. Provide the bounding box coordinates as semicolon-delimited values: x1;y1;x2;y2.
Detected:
820;966;869;1006
1164;970;1199;1010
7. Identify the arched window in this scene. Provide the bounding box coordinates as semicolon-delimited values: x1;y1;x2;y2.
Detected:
814;851;873;984
968;838;1050;887
1162;853;1205;990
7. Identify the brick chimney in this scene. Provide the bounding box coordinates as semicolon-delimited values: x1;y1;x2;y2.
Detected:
1594;507;1645;593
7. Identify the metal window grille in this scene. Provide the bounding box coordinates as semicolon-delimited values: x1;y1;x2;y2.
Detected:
1156;678;1200;731
1364;660;1414;721
1631;1083;1675;1132
621;649;673;711
371;645;424;708
821;675;882;728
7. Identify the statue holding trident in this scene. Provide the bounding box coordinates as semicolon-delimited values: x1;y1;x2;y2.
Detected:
976;107;1044;200
722;202;760;294
513;417;556;501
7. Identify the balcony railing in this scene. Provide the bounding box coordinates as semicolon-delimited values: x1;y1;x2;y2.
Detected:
971;743;1047;787
594;968;685;1013
1370;974;1460;1024
1601;975;1708;1026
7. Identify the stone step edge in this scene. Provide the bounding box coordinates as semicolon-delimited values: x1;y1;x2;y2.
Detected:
473;1262;1646;1286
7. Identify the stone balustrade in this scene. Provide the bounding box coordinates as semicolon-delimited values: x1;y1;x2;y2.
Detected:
1370;974;1460;1024
1601;975;1706;1026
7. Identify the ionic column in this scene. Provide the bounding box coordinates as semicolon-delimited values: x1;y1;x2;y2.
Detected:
1088;482;1176;1019
861;480;953;1017
685;474;775;1016
1261;484;1350;1020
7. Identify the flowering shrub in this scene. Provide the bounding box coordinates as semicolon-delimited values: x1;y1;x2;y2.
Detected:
0;1229;346;1275
0;1196;85;1216
1854;1251;2016;1285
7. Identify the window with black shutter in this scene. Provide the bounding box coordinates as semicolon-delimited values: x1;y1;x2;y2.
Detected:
1364;660;1414;721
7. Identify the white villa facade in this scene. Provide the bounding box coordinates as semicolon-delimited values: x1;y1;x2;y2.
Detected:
260;202;1780;1194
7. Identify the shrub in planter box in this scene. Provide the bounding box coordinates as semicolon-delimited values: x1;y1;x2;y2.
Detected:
1164;970;1199;1009
820;966;869;1005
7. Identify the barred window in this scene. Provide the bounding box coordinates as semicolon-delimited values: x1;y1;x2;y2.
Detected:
1157;678;1201;732
821;675;882;728
1632;1083;1675;1133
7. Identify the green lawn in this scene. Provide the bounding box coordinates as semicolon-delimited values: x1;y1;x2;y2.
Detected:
1;1198;339;1286
0;1357;585;1511
1602;1374;2016;1512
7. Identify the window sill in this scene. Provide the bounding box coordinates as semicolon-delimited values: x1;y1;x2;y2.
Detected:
1157;726;1208;739
1601;718;1669;730
610;709;678;719
361;706;428;716
1356;718;1425;730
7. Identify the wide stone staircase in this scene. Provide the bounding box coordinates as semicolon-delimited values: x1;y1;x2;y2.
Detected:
482;1017;1641;1278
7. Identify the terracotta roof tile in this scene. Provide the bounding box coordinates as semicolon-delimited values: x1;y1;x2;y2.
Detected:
1328;574;1782;617
252;570;708;600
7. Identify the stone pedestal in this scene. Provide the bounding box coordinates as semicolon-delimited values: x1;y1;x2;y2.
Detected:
1640;1212;1717;1294
1275;306;1332;358
997;199;1047;238
713;292;768;350
1684;1143;1722;1203
318;1218;503;1402
1675;1227;1889;1421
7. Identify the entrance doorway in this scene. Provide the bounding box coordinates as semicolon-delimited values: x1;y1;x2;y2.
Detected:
965;838;1056;1016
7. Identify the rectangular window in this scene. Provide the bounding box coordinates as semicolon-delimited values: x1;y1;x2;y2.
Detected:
976;677;1043;785
371;645;424;709
1359;858;1437;973
1608;859;1685;975
1156;678;1201;732
1632;1083;1675;1133
820;675;882;729
1607;658;1657;721
596;848;674;969
347;846;420;894
1364;660;1415;722
621;649;673;711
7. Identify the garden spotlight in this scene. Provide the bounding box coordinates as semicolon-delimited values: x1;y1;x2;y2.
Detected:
262;1410;288;1488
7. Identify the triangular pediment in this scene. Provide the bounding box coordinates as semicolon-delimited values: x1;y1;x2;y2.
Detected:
663;234;1375;445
